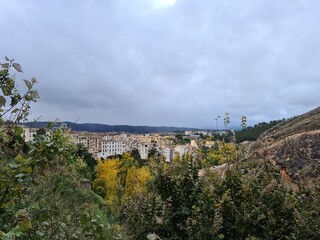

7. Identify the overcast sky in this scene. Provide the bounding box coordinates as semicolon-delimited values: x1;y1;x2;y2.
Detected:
1;0;319;128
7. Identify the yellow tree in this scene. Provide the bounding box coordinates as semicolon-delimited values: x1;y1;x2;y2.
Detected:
173;152;180;164
94;153;148;212
93;158;121;209
125;166;151;197
220;142;237;164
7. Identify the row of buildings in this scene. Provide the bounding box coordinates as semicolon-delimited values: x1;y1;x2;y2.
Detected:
71;132;195;162
22;127;199;162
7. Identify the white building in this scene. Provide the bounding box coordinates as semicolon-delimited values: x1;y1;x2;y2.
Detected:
163;147;172;162
185;130;194;136
97;139;131;159
138;143;149;160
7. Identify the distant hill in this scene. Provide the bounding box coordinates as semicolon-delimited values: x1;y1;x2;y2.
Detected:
235;119;285;143
246;106;320;182
20;121;198;133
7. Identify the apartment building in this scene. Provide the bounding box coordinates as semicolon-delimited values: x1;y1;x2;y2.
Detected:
138;143;150;160
71;132;104;156
97;138;131;159
163;147;172;162
22;127;38;142
174;145;191;160
185;130;194;136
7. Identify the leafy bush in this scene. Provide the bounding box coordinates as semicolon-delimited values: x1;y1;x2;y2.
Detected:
0;58;120;239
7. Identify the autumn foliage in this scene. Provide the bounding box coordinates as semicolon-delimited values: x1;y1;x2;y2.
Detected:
93;153;151;213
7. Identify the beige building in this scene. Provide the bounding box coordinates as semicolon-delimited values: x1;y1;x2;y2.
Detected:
174;145;191;160
191;140;199;149
22;127;38;142
71;132;104;156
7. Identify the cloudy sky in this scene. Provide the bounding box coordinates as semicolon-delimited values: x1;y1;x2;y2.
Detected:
1;0;319;128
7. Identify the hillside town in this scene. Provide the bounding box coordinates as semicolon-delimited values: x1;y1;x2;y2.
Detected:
21;126;228;162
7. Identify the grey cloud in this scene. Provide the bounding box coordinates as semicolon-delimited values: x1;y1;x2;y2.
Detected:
1;0;319;128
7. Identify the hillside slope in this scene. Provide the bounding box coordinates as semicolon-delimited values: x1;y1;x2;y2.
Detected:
246;106;320;183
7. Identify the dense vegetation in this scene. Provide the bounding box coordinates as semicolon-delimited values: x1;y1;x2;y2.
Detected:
1;58;319;239
0;59;119;239
235;119;285;143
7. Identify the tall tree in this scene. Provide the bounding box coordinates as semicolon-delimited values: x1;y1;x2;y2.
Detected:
241;115;247;130
224;112;230;130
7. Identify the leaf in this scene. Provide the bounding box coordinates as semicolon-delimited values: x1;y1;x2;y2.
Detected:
5;56;9;61
36;230;45;237
29;90;39;99
18;220;32;232
15;173;26;179
31;77;38;84
10;96;19;106
32;203;40;210
13;126;23;136
1;63;9;68
15;154;24;162
0;96;6;106
15;209;28;218
147;233;161;240
13;63;23;72
217;234;225;239
7;226;23;238
23;79;32;90
11;108;19;114
9;163;19;169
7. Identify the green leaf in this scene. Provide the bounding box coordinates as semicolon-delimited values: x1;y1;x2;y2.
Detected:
0;96;6;106
1;63;9;68
18;220;32;232
29;90;39;100
23;79;32;90
15;209;28;218
31;77;38;84
217;234;225;239
15;154;25;162
11;108;19;114
36;230;45;237
31;203;40;210
12;62;23;72
7;226;23;238
9;163;19;169
15;173;26;179
10;96;19;107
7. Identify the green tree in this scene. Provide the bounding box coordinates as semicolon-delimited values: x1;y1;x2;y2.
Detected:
75;143;97;179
